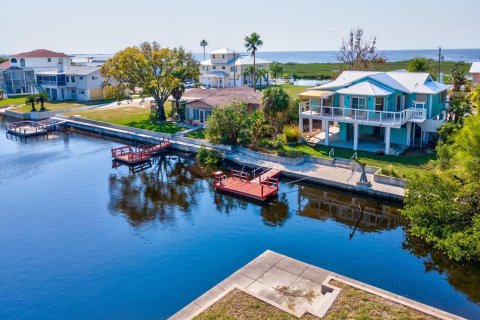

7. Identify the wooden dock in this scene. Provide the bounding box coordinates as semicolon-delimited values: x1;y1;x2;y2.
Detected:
111;139;171;165
5;119;65;142
213;168;281;202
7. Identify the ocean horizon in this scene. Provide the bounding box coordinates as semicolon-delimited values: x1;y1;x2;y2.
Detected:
70;48;480;64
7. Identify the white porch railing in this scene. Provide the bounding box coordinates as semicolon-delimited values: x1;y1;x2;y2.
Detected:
299;102;426;126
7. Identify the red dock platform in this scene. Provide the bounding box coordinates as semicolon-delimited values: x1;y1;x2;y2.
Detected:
213;168;281;202
111;139;171;164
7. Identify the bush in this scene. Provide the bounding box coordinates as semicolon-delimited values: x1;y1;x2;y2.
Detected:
283;125;301;144
196;146;222;166
258;137;283;151
205;102;249;145
277;149;304;158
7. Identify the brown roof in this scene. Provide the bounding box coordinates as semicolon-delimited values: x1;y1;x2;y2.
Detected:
183;87;261;108
14;49;70;58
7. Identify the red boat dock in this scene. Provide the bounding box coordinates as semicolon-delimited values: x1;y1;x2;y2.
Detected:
111;139;171;164
213;168;281;202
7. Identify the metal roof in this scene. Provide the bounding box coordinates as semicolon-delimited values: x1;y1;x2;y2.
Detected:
336;81;394;96
470;62;480;73
210;48;236;54
298;90;335;99
36;66;101;76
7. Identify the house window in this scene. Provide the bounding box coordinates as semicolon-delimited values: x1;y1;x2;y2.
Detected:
79;76;84;80
66;77;69;83
212;54;216;59
375;97;384;111
71;76;75;83
80;90;85;95
396;96;402;111
48;58;51;62
222;66;225;70
440;91;447;103
351;97;366;109
20;58;25;68
193;108;200;120
92;76;98;80
222;54;225;59
212;66;216;70
230;67;234;72
71;89;76;94
11;58;17;63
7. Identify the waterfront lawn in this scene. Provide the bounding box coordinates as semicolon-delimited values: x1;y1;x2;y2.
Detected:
259;84;309;98
185;128;206;139
279;143;435;179
13;99;112;113
0;95;29;107
67;105;187;134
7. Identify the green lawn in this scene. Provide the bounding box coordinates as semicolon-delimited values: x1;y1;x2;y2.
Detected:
66;104;187;134
260;84;309;99
280;143;435;179
281;60;471;80
0;95;29;107
185;128;206;139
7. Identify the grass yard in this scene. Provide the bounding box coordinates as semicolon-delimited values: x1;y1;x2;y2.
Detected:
260;84;309;98
13;99;113;113
0;95;29;107
185;128;206;139
279;143;435;180
66;104;187;134
325;280;437;320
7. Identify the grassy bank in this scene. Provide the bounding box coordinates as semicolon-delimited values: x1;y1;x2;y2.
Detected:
279;143;435;180
0;95;29;107
13;100;112;113
66;104;186;134
280;60;472;80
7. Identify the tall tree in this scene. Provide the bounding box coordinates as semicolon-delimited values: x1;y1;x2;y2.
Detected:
101;41;199;121
407;57;433;73
269;62;284;85
336;28;385;70
200;39;208;61
261;86;290;136
450;62;468;92
244;32;263;92
171;84;185;119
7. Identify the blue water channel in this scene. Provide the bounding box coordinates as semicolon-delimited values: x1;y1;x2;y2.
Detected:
0;117;479;319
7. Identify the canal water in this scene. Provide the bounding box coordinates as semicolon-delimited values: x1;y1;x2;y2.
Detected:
0;117;479;319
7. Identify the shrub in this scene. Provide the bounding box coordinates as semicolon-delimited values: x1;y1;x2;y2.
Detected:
283;125;301;144
258;137;283;151
277;149;304;158
196;146;222;166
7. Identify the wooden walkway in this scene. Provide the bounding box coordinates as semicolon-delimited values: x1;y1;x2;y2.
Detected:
213;168;281;202
111;139;171;165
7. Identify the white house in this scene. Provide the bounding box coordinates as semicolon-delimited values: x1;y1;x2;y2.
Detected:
8;49;71;73
199;48;271;88
36;65;105;101
470;62;480;88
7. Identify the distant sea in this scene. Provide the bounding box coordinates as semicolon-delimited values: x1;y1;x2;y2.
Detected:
72;49;479;64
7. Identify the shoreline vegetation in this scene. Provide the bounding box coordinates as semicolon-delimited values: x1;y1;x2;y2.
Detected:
279;60;472;80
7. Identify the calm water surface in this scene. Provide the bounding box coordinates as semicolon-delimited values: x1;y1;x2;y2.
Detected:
0;117;479;319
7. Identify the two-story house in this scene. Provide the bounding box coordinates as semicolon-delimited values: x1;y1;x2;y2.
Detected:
470;62;480;88
298;70;450;155
199;48;271;88
35;65;105;101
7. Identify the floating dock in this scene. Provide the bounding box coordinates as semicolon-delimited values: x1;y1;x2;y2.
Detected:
213;168;281;202
111;139;171;165
5;119;65;142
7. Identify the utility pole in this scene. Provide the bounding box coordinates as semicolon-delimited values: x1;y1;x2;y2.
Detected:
438;46;442;82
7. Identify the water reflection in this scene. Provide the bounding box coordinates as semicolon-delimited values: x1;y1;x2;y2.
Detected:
108;154;208;226
296;185;400;237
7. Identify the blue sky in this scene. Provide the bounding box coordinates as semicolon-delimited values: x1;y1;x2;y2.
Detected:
1;0;479;54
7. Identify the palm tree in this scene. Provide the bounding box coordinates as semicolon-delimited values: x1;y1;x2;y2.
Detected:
25;95;37;112
242;66;254;85
448;97;472;123
466;86;480;108
407;57;433;73
35;92;48;111
171;84;185;120
256;68;268;87
244;32;263;91
200;39;208;61
0;88;5;100
269;62;283;85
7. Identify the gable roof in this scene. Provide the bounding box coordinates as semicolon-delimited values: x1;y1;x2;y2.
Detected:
337;81;394;96
14;49;70;58
210;48;235;54
182;87;261;107
470;62;480;73
234;55;271;66
314;70;450;95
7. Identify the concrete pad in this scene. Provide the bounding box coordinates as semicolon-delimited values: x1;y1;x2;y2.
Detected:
168;303;202;320
257;267;298;288
276;256;309;276
240;259;272;280
291;277;324;296
257;250;284;266
247;281;284;305
217;271;255;290
300;265;330;284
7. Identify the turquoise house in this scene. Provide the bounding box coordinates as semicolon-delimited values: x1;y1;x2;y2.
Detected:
298;70;450;155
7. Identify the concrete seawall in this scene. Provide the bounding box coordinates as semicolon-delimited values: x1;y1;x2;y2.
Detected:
56;116;406;201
